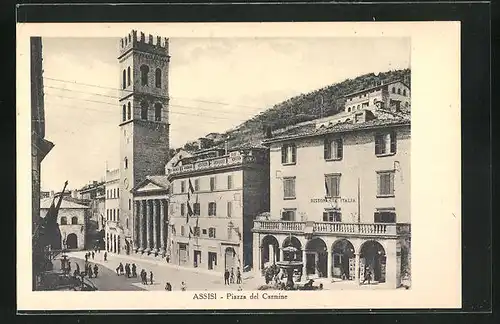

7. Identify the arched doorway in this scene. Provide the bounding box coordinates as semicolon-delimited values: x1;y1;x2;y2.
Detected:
261;235;279;269
66;233;78;250
282;236;302;261
360;240;386;283
224;247;237;271
305;238;328;278
331;239;355;280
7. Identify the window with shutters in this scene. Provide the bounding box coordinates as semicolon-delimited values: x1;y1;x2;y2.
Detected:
281;143;297;165
193;203;200;216
283;177;296;199
324;138;343;160
210;177;216;191
374;210;396;223
281;209;296;221
194;226;201;237
227;175;233;189
180;203;186;216
377;171;395;197
325;174;341;198
227;201;232;218
208;227;216;238
208;202;217;216
375;132;397;156
181;180;186;193
194;179;200;192
181;225;185;236
323;209;342;222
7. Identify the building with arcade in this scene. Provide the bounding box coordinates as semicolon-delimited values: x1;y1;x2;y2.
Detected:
252;90;411;289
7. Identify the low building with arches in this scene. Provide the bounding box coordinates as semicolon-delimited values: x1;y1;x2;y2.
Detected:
40;197;89;250
252;104;411;289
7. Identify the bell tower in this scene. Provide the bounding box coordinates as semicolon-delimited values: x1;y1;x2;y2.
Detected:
117;30;170;253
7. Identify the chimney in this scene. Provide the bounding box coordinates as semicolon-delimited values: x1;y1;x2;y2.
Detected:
72;190;78;199
50;190;54;198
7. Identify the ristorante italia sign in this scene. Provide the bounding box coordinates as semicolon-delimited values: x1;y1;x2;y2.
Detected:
310;197;356;203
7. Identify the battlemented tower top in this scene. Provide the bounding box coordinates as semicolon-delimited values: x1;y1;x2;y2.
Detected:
118;30;169;59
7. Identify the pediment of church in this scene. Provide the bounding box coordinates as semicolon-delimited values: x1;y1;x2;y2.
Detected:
136;182;164;192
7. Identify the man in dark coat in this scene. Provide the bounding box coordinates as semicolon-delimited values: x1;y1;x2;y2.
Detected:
224;269;230;285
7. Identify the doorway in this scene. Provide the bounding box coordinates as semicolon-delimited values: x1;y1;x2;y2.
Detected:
66;233;78;250
208;252;217;270
194;250;201;268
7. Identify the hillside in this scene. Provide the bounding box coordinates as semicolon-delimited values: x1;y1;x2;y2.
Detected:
176;68;410;154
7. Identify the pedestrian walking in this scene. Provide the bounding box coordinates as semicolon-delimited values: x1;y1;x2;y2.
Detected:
91;251;95;260
116;265;120;275
224;269;230;285
125;264;130;278
104;251;107;261
93;264;99;278
117;262;124;275
75;262;80;274
180;281;187;291
236;267;242;284
85;253;88;262
165;282;172;291
131;263;137;277
230;268;235;284
149;271;154;285
67;261;72;275
88;265;93;278
362;266;372;285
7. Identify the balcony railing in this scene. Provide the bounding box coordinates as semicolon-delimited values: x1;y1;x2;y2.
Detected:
169;155;257;175
253;220;410;236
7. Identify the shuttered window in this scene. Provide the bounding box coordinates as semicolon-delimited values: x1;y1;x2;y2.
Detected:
325;174;341;198
323;210;342;222
377;171;395;197
227;201;232;218
180;203;186;216
283;177;296;199
281;209;296;221
324;138;343;160
374;211;396;223
281;143;297;164
375;132;397;155
208;202;217;216
209;227;216;238
210;177;216;191
193;203;200;216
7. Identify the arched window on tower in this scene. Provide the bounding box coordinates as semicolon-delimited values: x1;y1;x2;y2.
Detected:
397;88;401;95
71;216;78;225
155;68;162;88
60;217;67;225
122;104;126;122
140;65;149;86
154;103;162;121
141;101;148;120
127;66;131;86
122;69;126;89
127;102;131;120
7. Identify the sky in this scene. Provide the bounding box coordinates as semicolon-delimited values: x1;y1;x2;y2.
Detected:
40;36;410;191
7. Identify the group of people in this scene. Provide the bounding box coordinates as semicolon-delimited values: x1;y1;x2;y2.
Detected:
85;248;107;262
69;260;99;279
115;262;138;278
223;267;242;285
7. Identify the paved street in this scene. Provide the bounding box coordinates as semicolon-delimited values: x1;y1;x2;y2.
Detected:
67;251;259;291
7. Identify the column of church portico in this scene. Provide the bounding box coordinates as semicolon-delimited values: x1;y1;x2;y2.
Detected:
160;199;166;255
145;200;152;254
134;201;140;253
138;200;145;253
152;200;158;255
